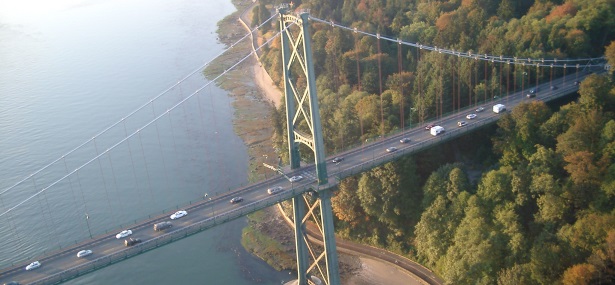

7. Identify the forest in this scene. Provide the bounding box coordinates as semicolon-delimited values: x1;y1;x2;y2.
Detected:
252;0;615;284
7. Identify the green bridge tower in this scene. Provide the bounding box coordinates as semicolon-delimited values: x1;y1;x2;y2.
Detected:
278;4;340;285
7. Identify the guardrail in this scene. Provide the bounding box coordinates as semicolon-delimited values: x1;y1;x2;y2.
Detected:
3;70;597;284
28;184;313;285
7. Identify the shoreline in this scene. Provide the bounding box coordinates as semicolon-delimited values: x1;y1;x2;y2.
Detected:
207;1;428;284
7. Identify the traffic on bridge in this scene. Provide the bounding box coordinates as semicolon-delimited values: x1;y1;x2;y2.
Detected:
0;68;597;285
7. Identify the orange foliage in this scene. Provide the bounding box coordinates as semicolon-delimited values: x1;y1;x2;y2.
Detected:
561;264;597;285
563;151;605;186
356;0;369;15
461;0;475;7
436;12;454;31
546;2;578;23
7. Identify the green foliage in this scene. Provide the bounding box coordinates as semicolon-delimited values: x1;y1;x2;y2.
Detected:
262;1;615;284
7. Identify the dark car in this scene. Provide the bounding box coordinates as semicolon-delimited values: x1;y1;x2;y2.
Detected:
529;87;539;94
574;81;580;86
332;157;344;163
124;238;142;247
550;85;557;90
526;93;536;98
425;124;435;130
399;138;411;144
4;282;20;285
230;197;244;204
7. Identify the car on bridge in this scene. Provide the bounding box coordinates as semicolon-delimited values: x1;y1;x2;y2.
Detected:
230;197;244;204
425;124;435;130
457;121;467;127
267;186;284;195
25;261;41;271
386;147;398;153
289;175;303;182
77;249;92;258
527;93;536;98
466;113;477;119
124;238;142;247
475;106;485;112
529;87;539;94
170;210;187;220
399;137;411;144
332;157;344;163
116;229;132;239
551;85;558;90
3;281;20;285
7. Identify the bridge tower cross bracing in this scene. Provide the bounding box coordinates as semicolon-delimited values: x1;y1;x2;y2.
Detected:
278;5;340;285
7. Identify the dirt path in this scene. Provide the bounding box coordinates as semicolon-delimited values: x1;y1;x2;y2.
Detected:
237;0;282;107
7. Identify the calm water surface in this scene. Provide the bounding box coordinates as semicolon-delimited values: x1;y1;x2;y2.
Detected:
0;0;290;283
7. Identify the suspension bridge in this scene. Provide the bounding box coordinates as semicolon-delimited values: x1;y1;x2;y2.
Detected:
0;4;607;285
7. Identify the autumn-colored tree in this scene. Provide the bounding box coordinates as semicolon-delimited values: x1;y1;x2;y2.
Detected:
331;177;365;226
561;264;597;285
606;40;615;76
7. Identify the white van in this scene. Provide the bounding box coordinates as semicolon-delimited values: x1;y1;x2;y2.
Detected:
430;126;444;136
493;104;506;113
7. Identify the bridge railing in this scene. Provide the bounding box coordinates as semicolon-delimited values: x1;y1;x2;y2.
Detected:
28;184;312;285
327;69;593;157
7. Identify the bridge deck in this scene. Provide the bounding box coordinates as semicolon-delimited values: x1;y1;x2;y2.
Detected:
0;69;597;284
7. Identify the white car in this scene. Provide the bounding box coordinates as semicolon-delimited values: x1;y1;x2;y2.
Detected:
466;114;477;119
267;186;284;195
475;107;485;112
77;249;93;258
386;147;398;153
170;210;187;220
115;229;132;239
25;261;41;271
289;175;303;182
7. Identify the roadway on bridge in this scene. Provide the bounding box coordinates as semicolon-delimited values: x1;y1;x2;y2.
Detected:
0;70;593;284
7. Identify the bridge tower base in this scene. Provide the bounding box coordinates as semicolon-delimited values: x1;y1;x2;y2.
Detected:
278;4;340;285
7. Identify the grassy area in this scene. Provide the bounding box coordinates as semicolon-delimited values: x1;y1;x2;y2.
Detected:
206;0;293;272
241;210;296;271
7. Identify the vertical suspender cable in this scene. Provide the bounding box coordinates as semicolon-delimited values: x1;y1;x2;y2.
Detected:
507;61;510;106
521;62;527;98
106;151;124;214
377;33;384;136
499;59;503;100
123;120;145;213
32;177;58;248
474;57;478;106
75;171;93;238
354;31;361;92
398;39;404;130
452;55;456;113
418;46;422;126
458;54;461;111
94;138;116;221
513;60;517;95
484;58;487;103
152;103;171;203
549;63;553;92
137;129;156;206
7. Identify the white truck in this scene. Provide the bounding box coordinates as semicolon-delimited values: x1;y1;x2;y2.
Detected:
430;126;444;136
493;104;506;113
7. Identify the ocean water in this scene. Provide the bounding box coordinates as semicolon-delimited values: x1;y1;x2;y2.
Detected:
0;0;291;283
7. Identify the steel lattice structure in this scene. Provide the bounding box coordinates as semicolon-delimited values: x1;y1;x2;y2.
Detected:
278;4;340;285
